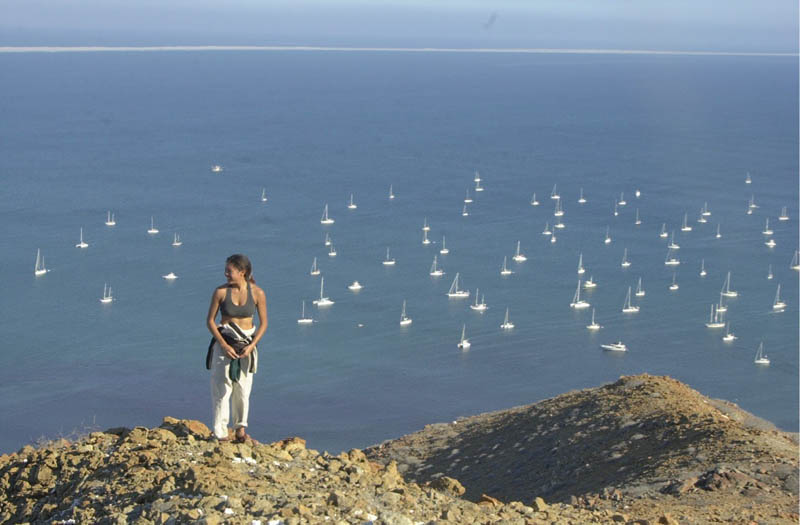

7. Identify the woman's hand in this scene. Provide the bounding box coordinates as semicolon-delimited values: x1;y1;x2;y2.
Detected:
222;344;239;360
239;344;255;357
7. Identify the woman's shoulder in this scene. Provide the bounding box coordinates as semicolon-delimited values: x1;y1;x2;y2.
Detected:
213;284;229;296
251;283;266;298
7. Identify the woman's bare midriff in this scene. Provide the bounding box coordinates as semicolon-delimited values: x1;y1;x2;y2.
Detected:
221;316;255;330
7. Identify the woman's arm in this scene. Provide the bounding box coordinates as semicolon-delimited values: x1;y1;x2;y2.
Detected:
241;286;268;356
207;288;238;359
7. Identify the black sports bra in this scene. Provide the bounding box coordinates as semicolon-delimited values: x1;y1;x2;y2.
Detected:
220;282;255;318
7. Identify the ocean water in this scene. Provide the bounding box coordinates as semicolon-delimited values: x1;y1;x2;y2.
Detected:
0;50;797;454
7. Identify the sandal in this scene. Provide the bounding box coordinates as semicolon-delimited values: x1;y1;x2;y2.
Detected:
234;432;250;444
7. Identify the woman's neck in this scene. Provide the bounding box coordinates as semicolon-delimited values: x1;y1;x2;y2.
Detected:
231;278;247;290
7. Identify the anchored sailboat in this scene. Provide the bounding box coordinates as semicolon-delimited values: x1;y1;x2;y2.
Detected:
320;204;334;224
578;188;586;204
621;248;631;268
705;304;725;328
382;247;396;266
447;273;470;298
457;324;471;349
147;216;159;234
76;228;89;248
754;342;770;365
530;193;540;206
470;289;488;312
669;273;679;291
500;256;513;276
172;233;182;247
773;284;786;311
261;188;268;202
347;193;357;209
778;206;789;221
512;241;527;262
792;250;800;270
100;283;113;304
680;213;692;232
105;211;116;226
635;277;645;297
430;255;444;277
310;257;320;276
622;286;639;313
586;308;602;330
700;259;707;277
313;277;334;306
500;307;515;330
664;248;680;266
604;226;611;244
570;280;590;309
577;253;585;274
659;223;668;238
440;236;449;255
722;322;737;342
721;271;738;297
297;301;313;324
400;300;413;326
34;249;48;276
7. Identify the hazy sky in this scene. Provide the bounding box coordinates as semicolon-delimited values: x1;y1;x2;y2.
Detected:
1;0;797;52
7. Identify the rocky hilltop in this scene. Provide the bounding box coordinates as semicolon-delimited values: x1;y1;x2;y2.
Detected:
0;374;797;524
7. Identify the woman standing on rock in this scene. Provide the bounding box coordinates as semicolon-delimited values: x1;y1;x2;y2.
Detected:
206;254;268;443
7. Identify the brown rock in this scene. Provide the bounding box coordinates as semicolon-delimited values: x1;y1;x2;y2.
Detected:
532;497;548;511
430;476;466;497
277;437;306;454
658;513;679;525
159;417;211;439
478;494;503;507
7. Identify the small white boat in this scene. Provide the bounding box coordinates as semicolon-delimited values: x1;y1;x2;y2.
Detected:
701;202;711;217
635;189;641;198
310;257;320;276
347;193;357;209
715;224;722;239
470;289;488;312
745;172;752;184
570;280;590;309
586;308;602;330
422;230;431;245
324;232;331;246
554;199;564;217
722;322;737;342
717;292;728;313
500;256;513;276
746;206;753;215
422;217;430;232
668;231;680;250
577;253;585;274
500;307;515;330
583;276;597;289
530;193;540;206
621;248;631;268
700;259;707;277
604;226;611;244
635;277;645;297
440;236;449;255
464;189;473;204
320;204;335;225
105;211;116;226
328;244;337;257
618;192;626;206
261;188;268;202
172;233;182;247
664;248;680;266
659;223;668;238
447;272;470;298
705;304;725;328
765;238;776;248
147;216;159;235
578;188;587;204
457;324;471;349
554;219;565;229
474;178;484;192
75;227;89;248
100;283;113;303
550;232;557;244
313;277;334;306
550;184;559;200
211;165;223;173
512;241;527;262
773;283;786;310
622;286;639;313
748;194;758;209
767;264;773;280
474;170;481;183
697;210;707;224
542;222;552;235
382;247;396;266
680;213;692;232
753;342;770;365
297;301;313;324
792;250;800;270
669;273;679;291
430;255;444;277
162;272;178;280
388;184;395;200
462;203;469;217
613;202;619;217
347;280;363;291
778;206;789;221
601;342;627;352
399;300;413;326
762;218;773;236
634;208;641;226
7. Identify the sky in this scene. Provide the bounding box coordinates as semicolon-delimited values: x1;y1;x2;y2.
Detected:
0;0;797;52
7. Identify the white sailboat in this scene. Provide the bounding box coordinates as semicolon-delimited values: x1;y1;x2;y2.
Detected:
765;238;776;248
577;253;585;274
746;205;753;215
530;193;540;206
388;184;395;200
554;198;564;217
601;342;627;352
705;304;725;328
457;324;471;349
470;289;488;312
748;194;758;209
586;308;602;330
622;286;639;313
613;202;619;217
347;193;357;209
720;321;736;342
680;213;692;232
792;250;800;270
745;172;752;184
440;236;449;255
261;188;268;202
474;178;484;192
422;229;431;245
604;226;611;244
578;188;586;204
635;189;641;198
668;231;680;250
554;218;565;229
310;257;320;276
669;273;679;291
500;256;513;276
621;248;631;268
634;208;641;225
754;342;770;365
550;232;557;244
635;277;645;297
34;249;48;276
324;232;332;246
211;165;223;173
500;307;515;330
762;218;773;235
297;301;313;324
75;227;89;248
447;273;470;298
717;292;727;313
542;222;552;235
320;204;335;225
697;209;707;223
400;300;413;326
382;247;396;266
701;202;711;216
550;184;559;200
422;218;431;232
570;280;590;309
313;277;334;306
583;276;597;289
172;233;182;247
773;284;786;311
462;203;469;217
147;216;159;234
767;264;773;280
700;259;707;277
347;280;363;291
617;192;626;206
328;244;337;257
464;189;473;204
512;241;527;262
105;211;116;226
659;223;668;238
474;170;481;183
430;255;444;277
664;248;680;266
100;283;113;304
778;206;789;221
162;272;178;280
715;224;722;239
721;271;738;297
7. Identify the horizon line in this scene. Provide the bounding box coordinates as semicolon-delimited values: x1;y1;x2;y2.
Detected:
0;45;795;57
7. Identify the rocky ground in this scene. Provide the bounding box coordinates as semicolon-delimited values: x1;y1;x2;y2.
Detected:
0;374;797;524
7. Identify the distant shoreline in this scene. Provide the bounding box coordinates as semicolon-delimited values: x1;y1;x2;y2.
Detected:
0;45;795;57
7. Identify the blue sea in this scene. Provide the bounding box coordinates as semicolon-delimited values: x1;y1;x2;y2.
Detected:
0;50;797;454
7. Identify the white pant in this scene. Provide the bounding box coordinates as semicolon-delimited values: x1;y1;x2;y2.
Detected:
210;332;255;439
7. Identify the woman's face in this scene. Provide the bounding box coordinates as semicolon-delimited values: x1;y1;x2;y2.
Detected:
224;263;245;282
